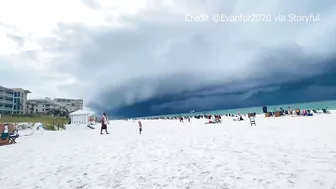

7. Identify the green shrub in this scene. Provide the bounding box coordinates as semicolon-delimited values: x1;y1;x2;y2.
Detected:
0;115;68;131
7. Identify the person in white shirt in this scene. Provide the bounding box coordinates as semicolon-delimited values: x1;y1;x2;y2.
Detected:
100;113;109;134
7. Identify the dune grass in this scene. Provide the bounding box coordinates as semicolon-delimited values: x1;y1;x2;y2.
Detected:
0;115;69;130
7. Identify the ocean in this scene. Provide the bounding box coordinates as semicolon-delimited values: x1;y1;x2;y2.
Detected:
153;100;336;117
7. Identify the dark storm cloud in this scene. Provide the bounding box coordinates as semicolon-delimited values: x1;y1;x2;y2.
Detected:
44;0;336;117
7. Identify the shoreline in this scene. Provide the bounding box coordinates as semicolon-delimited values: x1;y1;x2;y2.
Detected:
137;105;335;119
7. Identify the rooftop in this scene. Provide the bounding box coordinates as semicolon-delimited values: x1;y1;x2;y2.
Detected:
0;86;31;93
9;88;31;93
54;98;83;100
28;97;58;104
69;109;92;116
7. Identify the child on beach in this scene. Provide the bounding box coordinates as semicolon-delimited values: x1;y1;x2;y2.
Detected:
138;121;142;135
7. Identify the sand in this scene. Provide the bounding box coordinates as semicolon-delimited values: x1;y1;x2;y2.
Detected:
1;113;336;189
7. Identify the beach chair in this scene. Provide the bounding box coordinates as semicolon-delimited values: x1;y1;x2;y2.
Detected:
0;124;9;146
322;109;330;114
0;132;9;146
274;111;281;117
1;132;9;138
248;113;256;126
9;130;19;144
0;124;17;145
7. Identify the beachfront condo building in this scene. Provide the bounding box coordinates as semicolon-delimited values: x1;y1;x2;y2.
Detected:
12;88;31;114
28;97;60;114
28;98;84;114
0;85;15;115
53;98;83;112
0;84;83;115
0;85;31;115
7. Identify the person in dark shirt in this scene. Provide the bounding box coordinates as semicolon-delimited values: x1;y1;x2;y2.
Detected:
138;121;142;135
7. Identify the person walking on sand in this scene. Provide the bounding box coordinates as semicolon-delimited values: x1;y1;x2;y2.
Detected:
138;121;142;135
100;113;109;134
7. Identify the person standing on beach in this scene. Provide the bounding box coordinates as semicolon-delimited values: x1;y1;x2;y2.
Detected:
138;121;142;135
100;113;109;134
179;116;184;123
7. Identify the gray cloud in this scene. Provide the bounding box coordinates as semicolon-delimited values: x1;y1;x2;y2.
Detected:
26;0;336;115
80;0;101;9
6;33;24;48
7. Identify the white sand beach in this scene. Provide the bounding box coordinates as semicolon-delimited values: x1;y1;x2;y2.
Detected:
1;113;336;189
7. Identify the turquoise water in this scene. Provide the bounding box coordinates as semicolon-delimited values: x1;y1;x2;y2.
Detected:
153;100;336;117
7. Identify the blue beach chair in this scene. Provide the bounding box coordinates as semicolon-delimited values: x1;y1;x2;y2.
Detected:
1;132;9;140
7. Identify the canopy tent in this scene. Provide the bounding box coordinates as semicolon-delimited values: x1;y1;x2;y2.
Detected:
69;110;92;126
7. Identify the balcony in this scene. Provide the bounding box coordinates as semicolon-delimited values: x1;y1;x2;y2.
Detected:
0;99;13;105
0;92;13;98
0;106;13;111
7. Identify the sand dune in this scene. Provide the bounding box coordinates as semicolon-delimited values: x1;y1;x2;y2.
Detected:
1;113;336;189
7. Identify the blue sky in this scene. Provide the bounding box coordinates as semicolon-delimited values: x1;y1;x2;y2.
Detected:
0;0;335;117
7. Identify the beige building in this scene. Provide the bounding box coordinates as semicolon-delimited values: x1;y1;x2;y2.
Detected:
53;98;83;112
28;97;60;114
